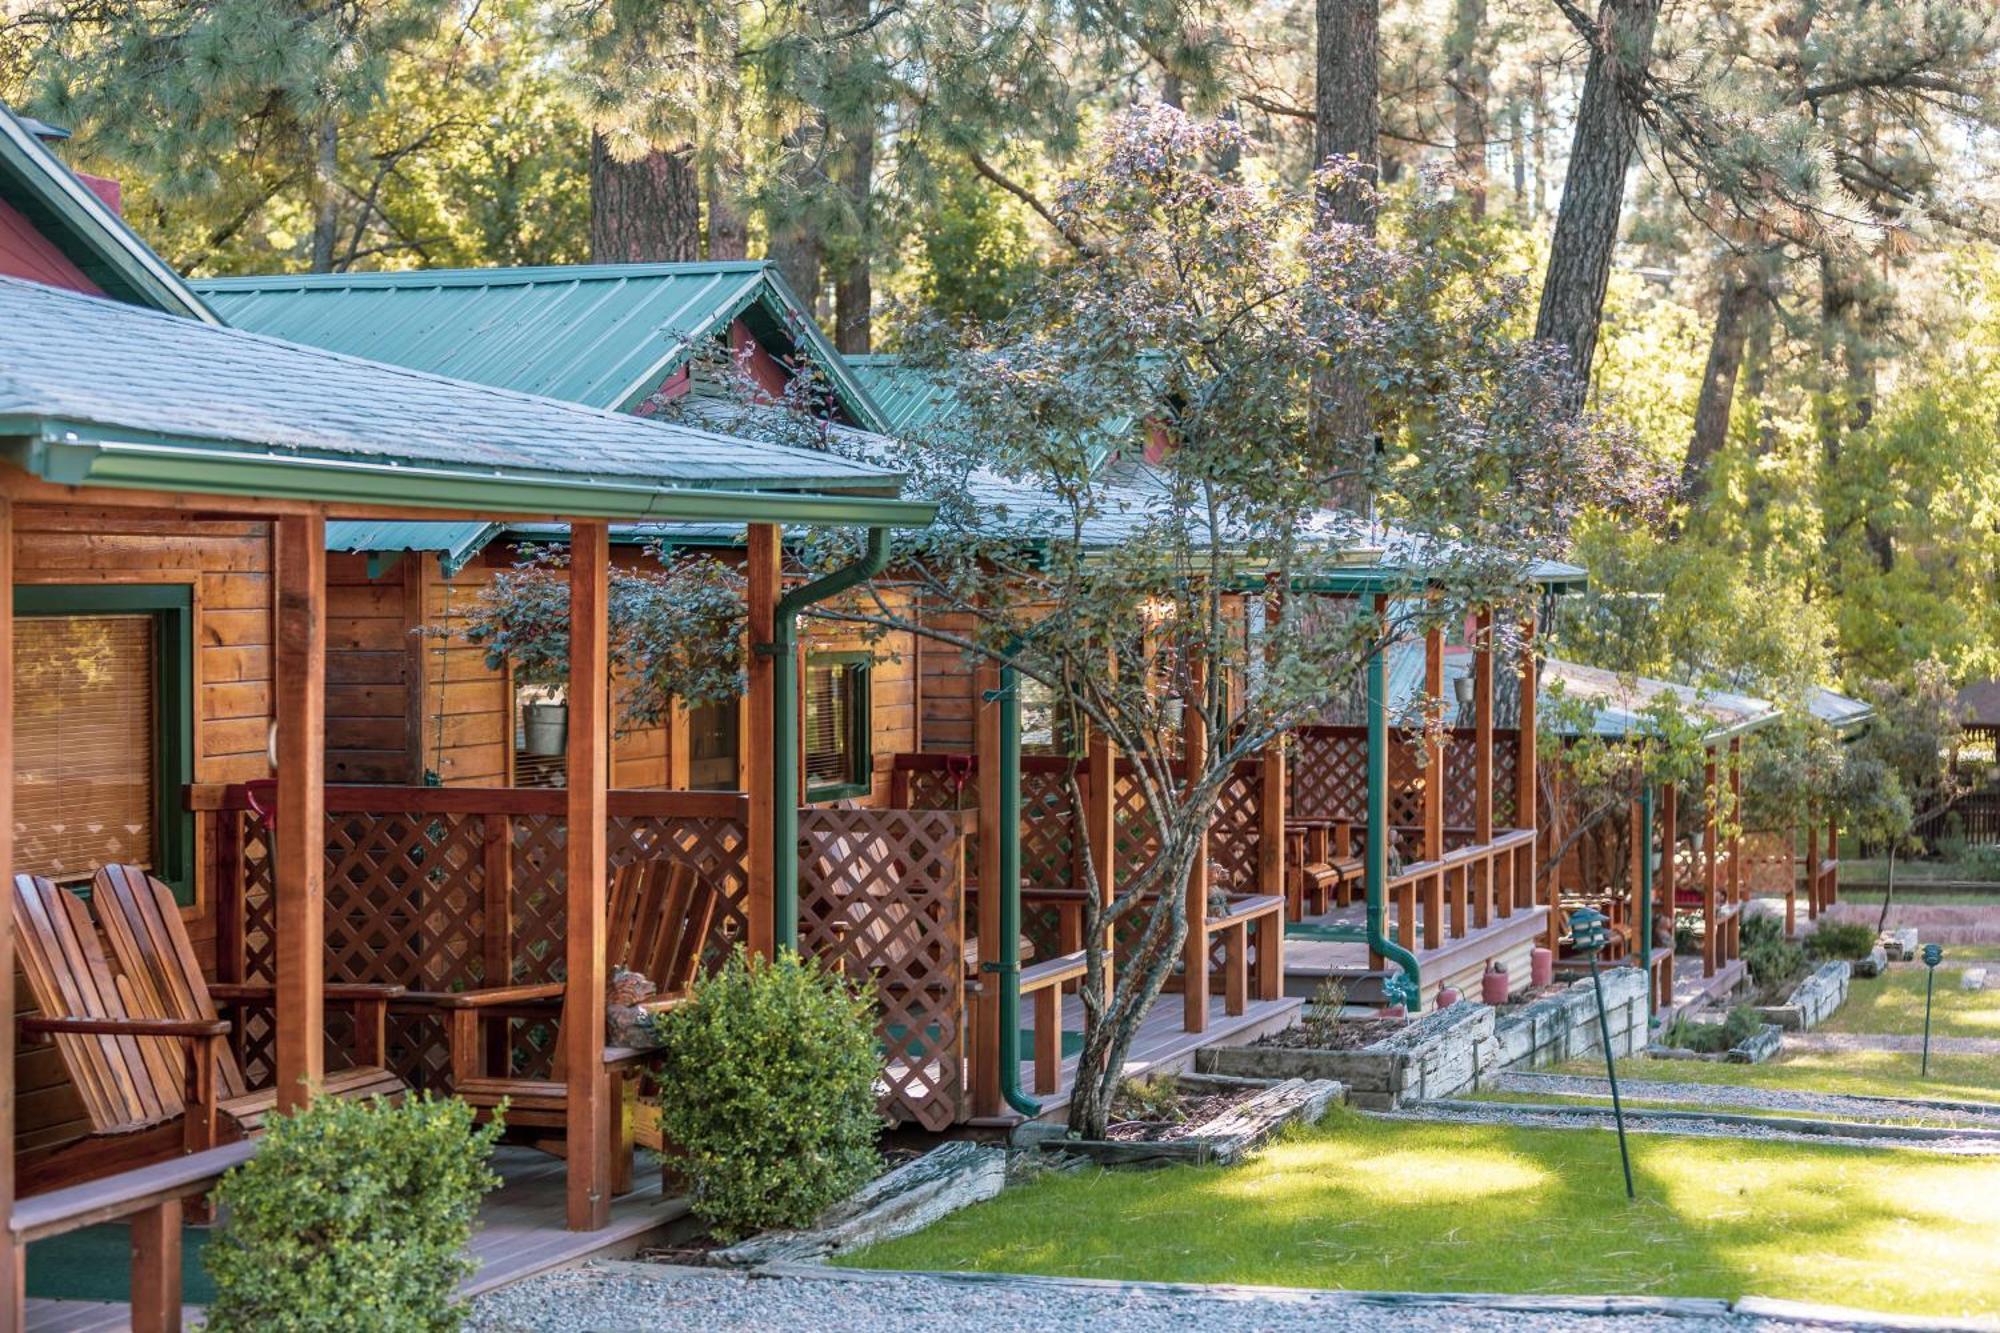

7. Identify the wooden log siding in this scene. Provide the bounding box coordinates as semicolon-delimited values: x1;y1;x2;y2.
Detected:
12;508;276;1154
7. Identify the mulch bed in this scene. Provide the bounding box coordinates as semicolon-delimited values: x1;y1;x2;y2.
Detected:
1254;1017;1404;1052
1103;1083;1264;1143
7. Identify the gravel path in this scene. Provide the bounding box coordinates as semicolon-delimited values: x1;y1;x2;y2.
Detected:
1489;1071;2000;1125
471;1261;1962;1332
1785;1032;2000;1056
1384;1102;2000;1154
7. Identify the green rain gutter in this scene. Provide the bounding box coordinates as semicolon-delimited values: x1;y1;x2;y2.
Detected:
768;527;894;950
9;434;938;528
991;659;1042;1118
1366;635;1423;1011
1640;782;1656;1030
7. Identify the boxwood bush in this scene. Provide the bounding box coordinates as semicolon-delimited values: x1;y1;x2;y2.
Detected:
1805;920;1878;961
204;1093;502;1332
653;946;883;1240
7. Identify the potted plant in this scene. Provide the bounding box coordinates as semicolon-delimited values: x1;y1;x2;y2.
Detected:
457;547;576;754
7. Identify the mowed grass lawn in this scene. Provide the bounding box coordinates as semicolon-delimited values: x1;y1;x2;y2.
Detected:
841;1112;2000;1319
1556;1049;2000;1104
1823;956;2000;1039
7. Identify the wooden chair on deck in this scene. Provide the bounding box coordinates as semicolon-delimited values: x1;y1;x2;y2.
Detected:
12;869;407;1196
430;857;722;1191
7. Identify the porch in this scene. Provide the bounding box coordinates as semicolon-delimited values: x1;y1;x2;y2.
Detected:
22;1145;691;1330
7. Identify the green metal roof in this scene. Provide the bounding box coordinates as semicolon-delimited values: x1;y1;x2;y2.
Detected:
195;262;888;432
845;354;959;433
0;276;934;526
0;102;215;320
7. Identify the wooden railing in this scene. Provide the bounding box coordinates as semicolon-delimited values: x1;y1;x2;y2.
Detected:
195;784;970;1129
1385;827;1538;956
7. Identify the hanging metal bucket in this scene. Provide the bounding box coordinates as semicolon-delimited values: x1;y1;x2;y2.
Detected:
522;701;569;756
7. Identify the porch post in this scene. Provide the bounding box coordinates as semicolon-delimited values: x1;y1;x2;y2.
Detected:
1702;749;1720;978
1515;611;1537;913
1183;651;1210;1033
0;498;18;1330
1259;577;1286;911
971;659;1004;1117
565;521;612;1232
1659;782;1678;1009
744;523;780;958
1804;808;1821;923
1422;624;1448;947
1083;683;1117;1000
275;513;326;1112
1473;609;1494;928
1728;738;1743;960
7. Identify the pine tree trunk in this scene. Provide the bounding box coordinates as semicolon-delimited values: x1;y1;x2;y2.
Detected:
1530;69;1549;218
1533;0;1663;411
832;110;875;353
1314;0;1380;230
706;156;748;260
309;115;339;273
1448;0;1489;217
1509;101;1528;220
590;130;700;263
1681;269;1761;503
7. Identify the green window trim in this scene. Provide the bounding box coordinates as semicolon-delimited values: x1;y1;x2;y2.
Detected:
804;651;873;802
15;583;197;904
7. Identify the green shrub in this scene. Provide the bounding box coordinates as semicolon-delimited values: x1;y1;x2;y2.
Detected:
1739;912;1783;949
1804;920;1878;961
1739;911;1805;994
653;946;883;1240
204;1093;502;1332
1664;1005;1764;1054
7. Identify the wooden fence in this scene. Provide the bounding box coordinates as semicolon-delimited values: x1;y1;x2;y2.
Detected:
200;785;968;1129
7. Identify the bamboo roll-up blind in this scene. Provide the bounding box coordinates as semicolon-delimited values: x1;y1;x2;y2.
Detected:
15;613;157;881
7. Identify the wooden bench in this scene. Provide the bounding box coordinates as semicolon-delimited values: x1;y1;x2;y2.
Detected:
9;1140;258;1333
1018;951;1088;1094
1203;895;1285;1015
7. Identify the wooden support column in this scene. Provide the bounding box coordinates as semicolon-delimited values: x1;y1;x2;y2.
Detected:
1543;757;1563;953
1628;798;1645;960
1803;809;1820;923
275;513;326;1112
1516;612;1538;914
1182;653;1211;1033
402;556;436;784
1422;625;1446;948
743;523;780;959
1826;811;1839;905
1728;738;1744;959
1473;610;1494;927
0;498;17;1333
565;521;612;1232
130;1199;182;1333
1659;781;1678;1007
1084;713;1116;1001
1702;751;1720;978
972;659;1004;1117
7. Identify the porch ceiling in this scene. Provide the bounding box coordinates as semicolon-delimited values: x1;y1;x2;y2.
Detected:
0;276;935;527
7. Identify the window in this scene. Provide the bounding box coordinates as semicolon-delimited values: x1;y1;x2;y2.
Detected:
804;652;871;800
14;585;194;902
687;699;740;791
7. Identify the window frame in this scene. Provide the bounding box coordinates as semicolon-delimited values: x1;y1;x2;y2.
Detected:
803;650;873;802
15;584;196;903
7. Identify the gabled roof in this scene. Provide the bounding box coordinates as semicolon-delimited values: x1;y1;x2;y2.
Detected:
845;354;959;433
194;262;888;431
0;102;215;320
0;276;932;526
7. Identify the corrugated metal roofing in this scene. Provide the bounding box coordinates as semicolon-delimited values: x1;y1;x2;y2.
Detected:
194;262;888;431
0;276;916;503
845;354;958;432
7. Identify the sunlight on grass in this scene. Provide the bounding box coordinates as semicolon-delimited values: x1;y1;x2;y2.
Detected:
839;1113;2000;1318
1565;1049;2000;1104
1825;964;2000;1039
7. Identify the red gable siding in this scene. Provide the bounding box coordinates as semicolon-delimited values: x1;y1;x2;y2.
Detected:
0;193;102;294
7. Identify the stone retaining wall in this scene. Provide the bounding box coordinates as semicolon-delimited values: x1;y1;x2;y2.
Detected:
1487;968;1649;1072
1199;1003;1495;1110
1752;960;1851;1032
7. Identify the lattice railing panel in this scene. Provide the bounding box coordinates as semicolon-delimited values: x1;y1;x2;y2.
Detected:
1741;829;1798;895
1208;762;1264;893
1020;768;1081;890
797;808;967;1130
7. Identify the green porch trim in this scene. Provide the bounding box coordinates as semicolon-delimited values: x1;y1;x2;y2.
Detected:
15;583;196;904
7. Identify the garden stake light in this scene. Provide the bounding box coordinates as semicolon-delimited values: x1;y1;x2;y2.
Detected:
1569;906;1635;1200
1922;943;1943;1078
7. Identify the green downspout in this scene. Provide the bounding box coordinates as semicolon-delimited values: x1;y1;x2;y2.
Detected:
1640;783;1656;1029
769;527;892;951
990;660;1042;1117
1367;634;1423;1010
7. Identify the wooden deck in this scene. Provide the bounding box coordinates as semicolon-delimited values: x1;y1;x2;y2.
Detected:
24;1146;690;1330
1283;901;1551;1003
971;990;1303;1127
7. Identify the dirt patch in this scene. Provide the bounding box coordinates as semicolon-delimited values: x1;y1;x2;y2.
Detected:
1103;1081;1264;1143
1255;1017;1404;1052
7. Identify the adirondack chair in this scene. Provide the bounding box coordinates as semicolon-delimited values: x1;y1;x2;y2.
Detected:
11;870;404;1197
428;857;722;1188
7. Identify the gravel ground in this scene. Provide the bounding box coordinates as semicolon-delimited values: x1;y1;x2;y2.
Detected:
470;1262;1927;1333
1490;1071;2000;1125
1785;1032;2000;1056
1383;1102;2000;1153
